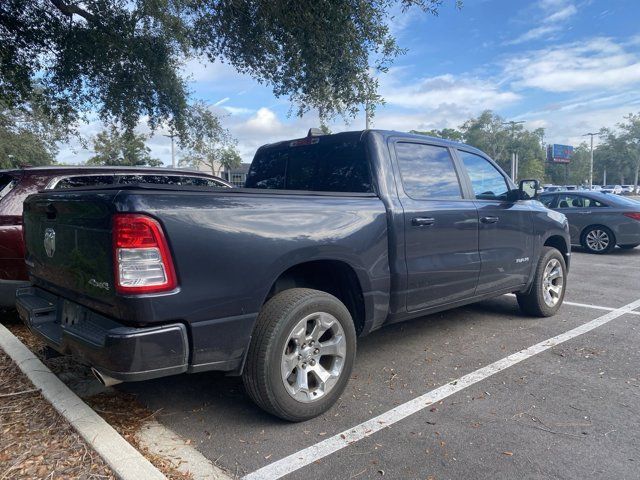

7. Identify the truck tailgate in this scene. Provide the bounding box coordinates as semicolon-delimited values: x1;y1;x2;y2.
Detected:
23;192;117;302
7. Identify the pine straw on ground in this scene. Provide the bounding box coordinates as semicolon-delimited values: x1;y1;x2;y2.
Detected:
1;310;193;480
0;349;115;480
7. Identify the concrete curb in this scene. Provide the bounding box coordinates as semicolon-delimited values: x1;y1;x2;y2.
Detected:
137;420;233;480
0;323;166;480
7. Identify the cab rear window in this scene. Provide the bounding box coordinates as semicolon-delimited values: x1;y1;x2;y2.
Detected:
245;137;372;193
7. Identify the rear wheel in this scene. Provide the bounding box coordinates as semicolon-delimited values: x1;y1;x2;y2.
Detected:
619;243;639;250
581;225;615;254
517;247;566;317
242;288;356;422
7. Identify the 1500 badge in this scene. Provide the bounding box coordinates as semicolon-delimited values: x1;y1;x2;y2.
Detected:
515;257;530;263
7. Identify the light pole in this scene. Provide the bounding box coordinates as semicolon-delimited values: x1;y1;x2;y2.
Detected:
163;131;178;168
364;100;371;130
583;132;598;190
502;121;525;181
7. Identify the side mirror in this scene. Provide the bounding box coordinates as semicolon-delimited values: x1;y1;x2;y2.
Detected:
518;179;540;200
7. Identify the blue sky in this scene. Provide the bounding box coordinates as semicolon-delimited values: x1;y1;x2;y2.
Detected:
59;0;640;165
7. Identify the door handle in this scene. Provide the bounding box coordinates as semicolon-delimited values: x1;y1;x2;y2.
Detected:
480;216;499;224
411;217;435;227
577;210;592;214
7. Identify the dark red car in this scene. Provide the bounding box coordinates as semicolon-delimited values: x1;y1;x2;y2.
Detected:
0;166;231;306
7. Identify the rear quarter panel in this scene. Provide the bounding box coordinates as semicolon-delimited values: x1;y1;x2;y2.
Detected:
115;189;390;367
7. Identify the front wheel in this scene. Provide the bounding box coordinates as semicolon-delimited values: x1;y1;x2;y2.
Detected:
517;247;567;317
242;288;356;422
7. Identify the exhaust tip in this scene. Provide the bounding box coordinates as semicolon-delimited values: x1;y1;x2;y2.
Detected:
91;367;123;387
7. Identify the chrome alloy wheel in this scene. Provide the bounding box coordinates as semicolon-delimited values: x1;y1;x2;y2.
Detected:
281;312;346;403
585;229;610;252
542;258;564;307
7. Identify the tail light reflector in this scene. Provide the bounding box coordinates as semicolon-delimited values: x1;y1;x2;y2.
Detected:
623;212;640;221
113;214;177;294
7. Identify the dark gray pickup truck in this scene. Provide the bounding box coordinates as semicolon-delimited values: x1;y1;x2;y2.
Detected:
17;130;571;421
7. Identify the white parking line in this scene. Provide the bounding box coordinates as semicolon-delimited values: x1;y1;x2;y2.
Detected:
504;294;640;316
244;297;640;480
563;300;640;315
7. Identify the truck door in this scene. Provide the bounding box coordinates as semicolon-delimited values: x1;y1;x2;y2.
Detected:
392;141;481;312
455;149;534;294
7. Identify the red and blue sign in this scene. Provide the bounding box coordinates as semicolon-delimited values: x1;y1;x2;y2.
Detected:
547;144;573;164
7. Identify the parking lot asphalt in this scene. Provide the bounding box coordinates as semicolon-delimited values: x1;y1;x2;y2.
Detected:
123;248;640;479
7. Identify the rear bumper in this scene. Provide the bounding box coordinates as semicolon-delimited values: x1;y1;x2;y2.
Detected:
0;279;30;307
15;286;188;382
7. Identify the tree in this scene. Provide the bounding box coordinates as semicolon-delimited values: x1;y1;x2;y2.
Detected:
594;127;636;185
178;102;241;176
410;128;464;142
0;101;62;168
87;127;162;166
617;113;640;190
458;111;545;181
181;146;242;177
1;0;457;138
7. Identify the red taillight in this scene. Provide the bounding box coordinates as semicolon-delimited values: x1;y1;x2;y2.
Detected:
112;214;177;294
623;212;640;221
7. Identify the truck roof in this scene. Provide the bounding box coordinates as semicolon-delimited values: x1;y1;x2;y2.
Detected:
258;129;484;156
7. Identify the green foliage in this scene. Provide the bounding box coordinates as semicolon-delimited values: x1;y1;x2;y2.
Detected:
593;115;640;187
410;128;464;142
616;113;640;187
1;0;455;138
178;102;241;175
457;111;545;181
0;102;63;168
87;126;162;166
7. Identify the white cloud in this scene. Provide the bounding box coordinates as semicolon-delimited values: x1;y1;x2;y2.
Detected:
243;108;282;133
508;25;560;45
545;4;577;23
182;57;249;84
380;72;520;112
508;1;577;45
213;97;230;106
505;37;640;92
222;106;255;115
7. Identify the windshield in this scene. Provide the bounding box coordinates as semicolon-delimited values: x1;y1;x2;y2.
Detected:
245;136;372;193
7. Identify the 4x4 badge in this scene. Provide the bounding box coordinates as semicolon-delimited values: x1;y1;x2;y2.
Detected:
44;228;56;258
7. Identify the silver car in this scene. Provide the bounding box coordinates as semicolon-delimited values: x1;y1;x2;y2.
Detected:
539;191;640;253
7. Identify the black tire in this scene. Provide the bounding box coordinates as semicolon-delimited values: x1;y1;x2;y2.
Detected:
619;243;640;250
517;246;567;317
242;288;357;422
580;225;616;254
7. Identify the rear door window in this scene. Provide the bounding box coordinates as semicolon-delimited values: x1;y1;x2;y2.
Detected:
53;175;115;189
118;174;182;185
394;143;462;199
117;174;228;188
179;176;229;188
556;194;607;208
